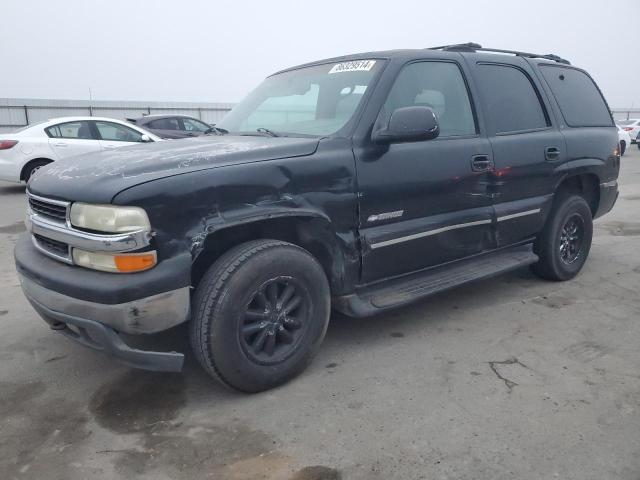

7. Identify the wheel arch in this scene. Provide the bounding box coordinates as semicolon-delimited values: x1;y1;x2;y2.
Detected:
20;157;54;181
553;171;600;217
190;213;355;295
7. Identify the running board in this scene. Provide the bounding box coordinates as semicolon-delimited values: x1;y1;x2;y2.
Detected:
334;244;538;317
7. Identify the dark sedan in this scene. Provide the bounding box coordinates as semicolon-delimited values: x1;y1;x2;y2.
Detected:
127;114;212;139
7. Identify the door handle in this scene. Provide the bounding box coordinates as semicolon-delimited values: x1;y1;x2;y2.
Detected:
471;155;494;172
545;146;560;161
53;142;68;147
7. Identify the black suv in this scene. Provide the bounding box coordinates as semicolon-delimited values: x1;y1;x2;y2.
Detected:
16;44;619;392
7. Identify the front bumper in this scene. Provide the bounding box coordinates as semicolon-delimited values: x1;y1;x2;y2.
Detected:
15;233;192;372
25;289;185;372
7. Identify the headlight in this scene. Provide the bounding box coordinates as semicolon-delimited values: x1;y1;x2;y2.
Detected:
70;203;150;233
72;249;157;273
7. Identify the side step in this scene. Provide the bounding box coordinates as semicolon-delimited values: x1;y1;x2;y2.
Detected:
334;244;538;317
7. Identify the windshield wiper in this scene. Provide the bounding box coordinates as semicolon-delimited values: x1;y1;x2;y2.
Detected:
204;125;229;135
256;127;280;137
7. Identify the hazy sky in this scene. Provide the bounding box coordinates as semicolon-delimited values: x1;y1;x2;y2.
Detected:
1;0;638;108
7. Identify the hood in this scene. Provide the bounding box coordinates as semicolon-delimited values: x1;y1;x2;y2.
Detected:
28;135;319;203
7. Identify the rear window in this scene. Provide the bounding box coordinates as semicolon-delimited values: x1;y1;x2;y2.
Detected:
540;66;613;127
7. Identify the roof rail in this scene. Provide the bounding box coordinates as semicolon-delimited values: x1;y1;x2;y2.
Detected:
429;43;571;65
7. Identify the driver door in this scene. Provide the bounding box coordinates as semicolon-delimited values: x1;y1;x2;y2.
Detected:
355;60;495;283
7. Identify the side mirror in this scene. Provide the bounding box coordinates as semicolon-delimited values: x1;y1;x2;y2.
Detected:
372;106;440;144
140;134;152;143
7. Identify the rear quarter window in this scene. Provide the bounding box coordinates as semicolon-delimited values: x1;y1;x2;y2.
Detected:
540;65;613;127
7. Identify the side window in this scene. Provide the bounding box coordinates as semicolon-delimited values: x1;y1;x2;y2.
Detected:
46;121;95;140
540;66;613;127
94;121;144;142
148;118;180;130
475;64;549;134
382;62;476;137
182;118;210;132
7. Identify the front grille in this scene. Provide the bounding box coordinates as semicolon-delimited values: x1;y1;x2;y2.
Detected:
29;196;67;222
33;233;70;257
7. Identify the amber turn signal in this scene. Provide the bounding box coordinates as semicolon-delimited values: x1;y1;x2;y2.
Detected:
114;252;157;272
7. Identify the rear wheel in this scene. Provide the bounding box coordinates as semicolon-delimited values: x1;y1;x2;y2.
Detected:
23;160;51;182
190;239;331;392
531;195;593;281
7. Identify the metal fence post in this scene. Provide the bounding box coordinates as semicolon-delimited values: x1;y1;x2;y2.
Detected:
23;105;29;126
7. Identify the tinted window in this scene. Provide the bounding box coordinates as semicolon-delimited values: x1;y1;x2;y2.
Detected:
383;62;476;137
46;121;95;139
95;121;144;142
540;66;612;127
182;118;210;132
475;64;549;134
148;118;180;130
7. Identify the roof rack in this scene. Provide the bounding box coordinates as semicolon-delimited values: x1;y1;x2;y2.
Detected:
429;42;571;65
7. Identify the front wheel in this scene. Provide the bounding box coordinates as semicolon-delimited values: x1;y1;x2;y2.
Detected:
531;195;593;281
190;239;331;392
620;141;626;156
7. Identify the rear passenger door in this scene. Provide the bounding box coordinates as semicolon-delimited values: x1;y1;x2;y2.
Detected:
147;117;183;138
469;57;564;246
46;121;102;159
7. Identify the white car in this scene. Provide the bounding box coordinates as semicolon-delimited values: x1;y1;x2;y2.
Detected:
0;116;161;183
618;119;640;144
617;125;631;156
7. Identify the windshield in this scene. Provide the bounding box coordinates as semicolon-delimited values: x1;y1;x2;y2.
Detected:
218;59;383;136
617;120;633;126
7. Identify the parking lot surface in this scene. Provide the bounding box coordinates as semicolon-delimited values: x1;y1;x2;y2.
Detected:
1;147;640;480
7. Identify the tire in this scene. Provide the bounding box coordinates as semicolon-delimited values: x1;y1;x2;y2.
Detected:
23;160;51;182
620;141;626;156
190;239;331;392
531;195;593;281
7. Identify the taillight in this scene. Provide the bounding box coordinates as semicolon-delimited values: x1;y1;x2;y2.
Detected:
0;140;18;150
623;127;633;131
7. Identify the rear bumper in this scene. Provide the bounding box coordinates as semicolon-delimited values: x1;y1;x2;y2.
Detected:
24;288;184;372
0;158;22;183
595;179;619;219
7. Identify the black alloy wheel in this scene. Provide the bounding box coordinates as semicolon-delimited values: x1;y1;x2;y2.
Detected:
240;277;310;365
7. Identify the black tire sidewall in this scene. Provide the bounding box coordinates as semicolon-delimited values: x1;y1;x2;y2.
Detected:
620;141;626;156
201;243;330;392
542;195;593;280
